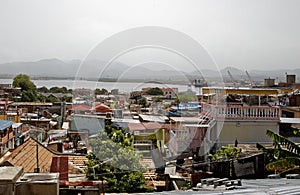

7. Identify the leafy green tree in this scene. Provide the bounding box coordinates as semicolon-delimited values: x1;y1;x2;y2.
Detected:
138;97;147;107
21;90;38;102
154;97;162;103
13;74;36;91
13;74;38;102
257;130;300;175
95;88;108;95
85;124;145;193
178;93;196;103
37;86;49;93
49;86;70;93
61;96;72;102
174;98;180;105
146;87;163;95
46;96;59;103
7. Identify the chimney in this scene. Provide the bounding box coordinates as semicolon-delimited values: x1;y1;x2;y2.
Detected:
50;156;69;182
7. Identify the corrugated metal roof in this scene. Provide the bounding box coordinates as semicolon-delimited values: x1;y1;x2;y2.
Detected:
170;117;200;123
0;120;14;131
139;114;167;122
134;179;300;194
12;123;22;129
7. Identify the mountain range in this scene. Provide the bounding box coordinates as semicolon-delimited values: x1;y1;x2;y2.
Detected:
1;58;299;83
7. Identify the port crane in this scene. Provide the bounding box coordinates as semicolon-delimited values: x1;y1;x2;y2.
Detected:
227;70;237;87
245;70;253;87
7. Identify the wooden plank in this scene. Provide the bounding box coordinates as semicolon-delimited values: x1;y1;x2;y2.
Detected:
234;161;255;177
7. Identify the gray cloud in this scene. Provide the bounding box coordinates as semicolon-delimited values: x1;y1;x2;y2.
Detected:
0;0;299;70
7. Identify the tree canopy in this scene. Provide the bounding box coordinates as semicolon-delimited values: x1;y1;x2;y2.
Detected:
85;123;147;193
37;86;72;94
146;87;163;95
257;130;300;176
12;74;38;102
95;88;108;95
12;74;36;91
178;93;196;103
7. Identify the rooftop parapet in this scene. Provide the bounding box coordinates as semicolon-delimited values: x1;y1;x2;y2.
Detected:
201;102;280;121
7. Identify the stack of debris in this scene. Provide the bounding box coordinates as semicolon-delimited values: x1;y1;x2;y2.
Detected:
193;178;242;191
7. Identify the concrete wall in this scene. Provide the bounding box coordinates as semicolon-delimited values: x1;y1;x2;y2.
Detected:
0;183;14;195
0;167;23;195
16;183;59;195
218;120;279;144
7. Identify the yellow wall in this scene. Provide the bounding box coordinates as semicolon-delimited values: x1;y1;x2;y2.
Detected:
202;88;278;96
0;115;6;120
218;121;279;144
0;115;21;123
281;109;300;118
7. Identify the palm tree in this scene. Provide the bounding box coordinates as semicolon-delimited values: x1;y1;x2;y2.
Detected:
257;130;300;176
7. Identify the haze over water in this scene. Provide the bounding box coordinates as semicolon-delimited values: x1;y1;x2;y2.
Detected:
0;79;190;93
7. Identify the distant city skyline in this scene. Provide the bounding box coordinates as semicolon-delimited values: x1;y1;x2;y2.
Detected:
0;0;300;70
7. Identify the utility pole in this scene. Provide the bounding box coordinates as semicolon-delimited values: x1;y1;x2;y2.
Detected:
93;157;114;195
34;144;39;173
60;101;66;128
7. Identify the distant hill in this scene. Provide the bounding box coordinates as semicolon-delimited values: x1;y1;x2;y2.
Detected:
0;59;190;82
1;59;299;83
0;58;80;78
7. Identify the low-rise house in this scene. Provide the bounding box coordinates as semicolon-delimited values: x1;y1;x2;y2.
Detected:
12;123;29;147
165;117;209;158
0;166;23;194
0;120;15;155
0;138;87;174
161;88;178;99
141;87;178;99
93;103;112;115
127;122;165;157
0;84;22;99
129;91;142;104
68;104;91;115
0;101;22;125
11;102;53;114
201;102;280;146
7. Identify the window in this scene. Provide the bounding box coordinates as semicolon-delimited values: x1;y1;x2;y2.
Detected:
7;116;14;121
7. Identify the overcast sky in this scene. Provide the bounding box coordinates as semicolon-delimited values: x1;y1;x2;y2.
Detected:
0;0;299;70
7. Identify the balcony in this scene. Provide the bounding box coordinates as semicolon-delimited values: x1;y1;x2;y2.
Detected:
201;102;280;121
0;131;14;143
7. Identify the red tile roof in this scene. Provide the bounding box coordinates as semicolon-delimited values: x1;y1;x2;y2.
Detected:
94;104;112;113
3;138;53;173
0;138;88;174
68;104;92;111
